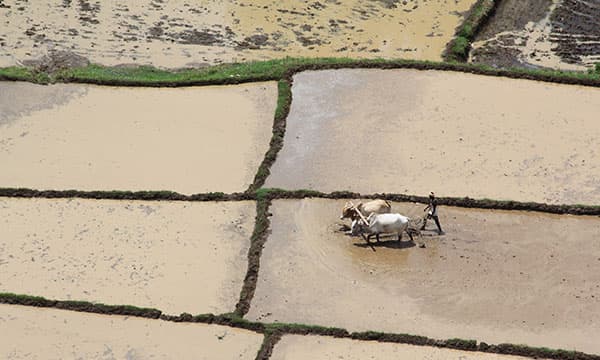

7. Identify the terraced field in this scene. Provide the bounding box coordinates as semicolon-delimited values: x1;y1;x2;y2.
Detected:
470;0;600;71
266;69;600;205
0;304;262;359
248;199;600;353
0;198;255;315
0;81;276;193
271;335;533;360
2;2;600;359
0;0;476;68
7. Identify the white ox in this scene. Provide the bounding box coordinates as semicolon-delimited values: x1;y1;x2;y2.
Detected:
356;213;413;243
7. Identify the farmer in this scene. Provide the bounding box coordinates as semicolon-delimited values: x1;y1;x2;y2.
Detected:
421;192;444;235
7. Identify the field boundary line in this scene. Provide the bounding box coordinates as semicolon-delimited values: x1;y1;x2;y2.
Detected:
247;78;293;192
1;58;599;88
1;293;598;360
234;196;273;316
2;187;600;216
255;332;282;360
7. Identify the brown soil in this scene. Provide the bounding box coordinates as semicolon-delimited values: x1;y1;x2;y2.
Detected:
272;335;533;360
247;199;600;354
0;0;475;68
0;81;276;194
0;304;262;359
0;198;255;315
471;0;600;70
265;69;600;205
22;49;90;73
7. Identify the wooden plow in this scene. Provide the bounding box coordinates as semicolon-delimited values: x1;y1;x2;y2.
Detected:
347;201;375;251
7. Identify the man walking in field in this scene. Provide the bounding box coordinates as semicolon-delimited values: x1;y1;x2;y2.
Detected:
421;192;444;235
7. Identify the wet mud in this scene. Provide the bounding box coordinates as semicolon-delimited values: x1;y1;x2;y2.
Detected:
0;304;262;359
0;198;255;315
247;199;600;354
265;69;600;205
0;0;476;68
471;0;600;70
272;335;533;360
0;81;276;194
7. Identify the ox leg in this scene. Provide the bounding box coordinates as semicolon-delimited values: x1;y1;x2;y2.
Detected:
366;234;372;244
407;230;413;242
376;233;380;242
398;232;402;242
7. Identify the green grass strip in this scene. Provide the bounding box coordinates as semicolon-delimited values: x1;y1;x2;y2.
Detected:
444;0;497;62
1;57;359;86
2;57;599;87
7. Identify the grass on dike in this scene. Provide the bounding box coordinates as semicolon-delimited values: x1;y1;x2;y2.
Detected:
1;57;599;86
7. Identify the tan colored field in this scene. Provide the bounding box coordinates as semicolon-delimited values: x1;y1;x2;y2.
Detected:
272;335;532;360
265;69;600;205
0;81;276;194
0;198;255;315
247;199;600;353
0;304;262;359
0;0;475;68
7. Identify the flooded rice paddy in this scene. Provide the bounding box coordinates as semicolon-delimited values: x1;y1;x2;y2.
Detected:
0;198;255;315
272;335;534;360
248;199;600;353
0;81;276;194
266;69;600;205
0;0;476;68
0;304;262;359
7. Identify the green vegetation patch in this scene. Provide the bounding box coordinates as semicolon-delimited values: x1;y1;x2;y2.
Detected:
0;66;50;83
445;0;497;62
2;57;600;88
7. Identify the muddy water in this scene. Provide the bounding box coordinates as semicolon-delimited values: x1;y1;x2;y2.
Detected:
0;81;276;194
0;0;476;68
272;335;534;360
248;199;600;353
266;69;600;205
0;304;262;359
470;0;600;70
0;198;255;315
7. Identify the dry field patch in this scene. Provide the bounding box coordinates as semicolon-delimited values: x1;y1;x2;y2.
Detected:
248;199;600;353
0;81;276;194
0;304;262;359
266;69;600;205
0;197;255;315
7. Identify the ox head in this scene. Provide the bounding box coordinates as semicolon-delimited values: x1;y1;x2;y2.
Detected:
340;201;363;220
340;202;354;219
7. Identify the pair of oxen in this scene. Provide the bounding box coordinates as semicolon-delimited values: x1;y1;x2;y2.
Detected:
339;200;415;243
